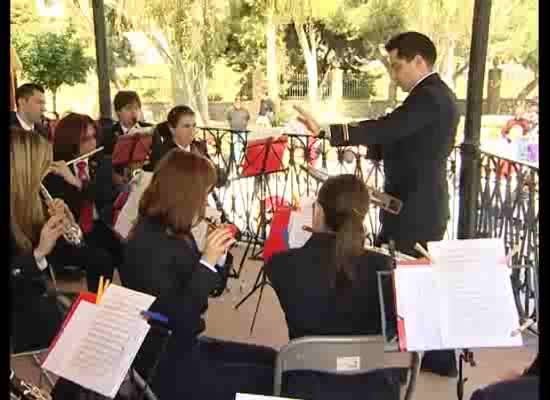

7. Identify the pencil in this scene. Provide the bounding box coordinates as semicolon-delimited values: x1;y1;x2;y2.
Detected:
97;276;104;304
414;243;432;261
104;279;111;293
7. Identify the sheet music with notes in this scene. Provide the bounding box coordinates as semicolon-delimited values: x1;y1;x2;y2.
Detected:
43;285;156;398
287;197;316;248
393;239;522;351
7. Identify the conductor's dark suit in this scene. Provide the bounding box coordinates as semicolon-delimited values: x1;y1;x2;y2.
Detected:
333;73;459;253
265;233;403;400
329;73;459;376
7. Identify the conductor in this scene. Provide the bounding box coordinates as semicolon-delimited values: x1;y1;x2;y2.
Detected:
295;31;460;377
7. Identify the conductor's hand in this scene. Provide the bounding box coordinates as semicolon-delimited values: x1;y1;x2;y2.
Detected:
203;227;236;267
34;214;65;259
293;105;321;137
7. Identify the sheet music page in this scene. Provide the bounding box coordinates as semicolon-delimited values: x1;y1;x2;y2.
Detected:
393;266;444;351
43;285;156;398
428;239;522;349
287;197;315;248
114;172;153;239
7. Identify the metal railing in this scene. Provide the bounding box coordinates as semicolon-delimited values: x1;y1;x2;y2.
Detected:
196;127;539;324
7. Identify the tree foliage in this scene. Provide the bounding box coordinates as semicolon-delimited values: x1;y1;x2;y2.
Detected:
13;25;95;111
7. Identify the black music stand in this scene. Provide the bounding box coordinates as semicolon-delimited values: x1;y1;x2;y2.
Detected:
233;136;288;278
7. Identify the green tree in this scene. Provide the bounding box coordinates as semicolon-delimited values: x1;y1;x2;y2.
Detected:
13;25;95;112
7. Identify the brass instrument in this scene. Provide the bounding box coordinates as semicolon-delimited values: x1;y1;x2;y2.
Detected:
301;165;403;215
39;184;84;247
10;370;52;400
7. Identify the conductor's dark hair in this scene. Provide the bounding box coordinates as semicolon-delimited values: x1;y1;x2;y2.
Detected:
317;174;370;289
16;83;45;104
385;31;437;67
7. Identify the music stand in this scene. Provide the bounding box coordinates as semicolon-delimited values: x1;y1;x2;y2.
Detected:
233;135;288;278
234;205;292;333
112;133;154;178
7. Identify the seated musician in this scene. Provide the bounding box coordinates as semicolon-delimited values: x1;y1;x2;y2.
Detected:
470;353;539;400
103;90;153;188
119;150;276;400
264;174;403;400
10;129;78;353
145;104;205;171
42;113;122;291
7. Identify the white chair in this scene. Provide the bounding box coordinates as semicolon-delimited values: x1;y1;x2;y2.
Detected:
273;335;421;400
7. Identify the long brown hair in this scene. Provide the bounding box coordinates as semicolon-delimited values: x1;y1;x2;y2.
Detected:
53;112;98;161
10;128;52;251
317;174;370;288
138;149;217;238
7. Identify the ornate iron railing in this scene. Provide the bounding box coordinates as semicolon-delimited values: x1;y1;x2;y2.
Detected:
196;127;538;323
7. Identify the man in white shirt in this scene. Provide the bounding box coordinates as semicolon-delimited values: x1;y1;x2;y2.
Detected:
10;83;48;137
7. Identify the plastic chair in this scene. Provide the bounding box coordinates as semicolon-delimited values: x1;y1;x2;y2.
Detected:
274;335;422;400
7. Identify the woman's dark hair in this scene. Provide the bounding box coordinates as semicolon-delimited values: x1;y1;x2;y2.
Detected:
52;113;98;161
138;150;217;238
167;105;195;129
317;174;370;287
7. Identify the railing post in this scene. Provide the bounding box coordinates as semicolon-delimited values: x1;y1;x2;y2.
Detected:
457;0;492;240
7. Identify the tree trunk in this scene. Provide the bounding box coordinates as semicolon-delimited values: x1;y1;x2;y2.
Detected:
196;64;210;124
52;89;57;113
388;81;397;105
295;23;319;109
265;12;279;117
487;66;502;114
517;77;538;101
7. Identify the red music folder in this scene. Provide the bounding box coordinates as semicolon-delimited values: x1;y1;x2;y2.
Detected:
262;205;293;263
112;134;153;166
241;136;288;177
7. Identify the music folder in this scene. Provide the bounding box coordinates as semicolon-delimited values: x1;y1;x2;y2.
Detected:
379;238;523;352
112;133;153;166
42;285;156;398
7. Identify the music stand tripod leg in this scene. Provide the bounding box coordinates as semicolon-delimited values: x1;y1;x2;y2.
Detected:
249;272;269;334
234;264;265;310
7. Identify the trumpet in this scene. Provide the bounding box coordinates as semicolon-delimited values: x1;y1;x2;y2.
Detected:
300;165;403;215
39;184;84;247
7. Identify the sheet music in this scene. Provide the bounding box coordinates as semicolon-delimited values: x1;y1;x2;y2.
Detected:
287;197;315;248
43;285;156;398
114;171;153;239
428;239;522;349
394;266;444;351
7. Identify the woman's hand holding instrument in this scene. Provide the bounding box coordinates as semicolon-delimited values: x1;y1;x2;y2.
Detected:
40;184;84;247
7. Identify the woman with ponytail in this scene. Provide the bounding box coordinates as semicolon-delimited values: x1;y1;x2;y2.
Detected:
265;174;403;400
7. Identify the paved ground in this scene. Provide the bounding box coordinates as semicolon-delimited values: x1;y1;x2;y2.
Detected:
12;244;538;399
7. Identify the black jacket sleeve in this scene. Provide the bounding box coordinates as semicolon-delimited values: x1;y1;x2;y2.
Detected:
333;87;440;146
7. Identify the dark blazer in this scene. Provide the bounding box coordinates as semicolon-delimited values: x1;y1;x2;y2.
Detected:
264;233;401;400
10;234;63;353
332;73;459;243
102;121;154;156
9;111;49;138
265;233;395;339
470;376;539;400
119;217;220;393
145;121;208;171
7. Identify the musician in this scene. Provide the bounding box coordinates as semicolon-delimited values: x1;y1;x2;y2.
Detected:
296;31;460;377
10;83;49;138
10;129;73;353
264;174;403;400
102;90;153;187
119;150;276;400
42;113;121;291
146;104;205;171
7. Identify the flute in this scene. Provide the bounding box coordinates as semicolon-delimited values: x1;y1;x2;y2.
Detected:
301;226;416;261
66;146;104;166
39;184;84;247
